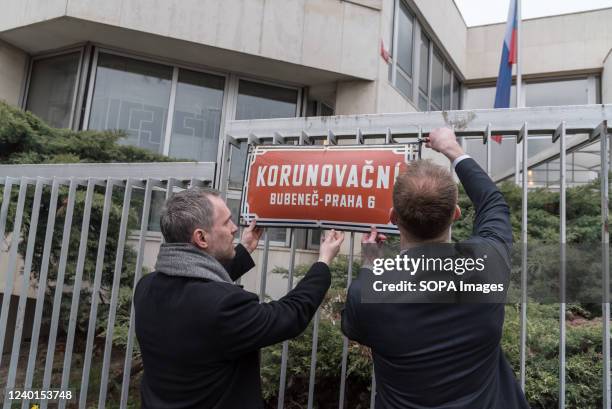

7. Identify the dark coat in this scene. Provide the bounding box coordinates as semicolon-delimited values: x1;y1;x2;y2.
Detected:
135;244;331;409
342;158;530;409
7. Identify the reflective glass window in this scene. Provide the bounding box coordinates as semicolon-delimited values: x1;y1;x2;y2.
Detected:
229;80;298;189
26;52;81;128
431;51;443;110
397;2;414;77
168;69;225;161
88;53;173;154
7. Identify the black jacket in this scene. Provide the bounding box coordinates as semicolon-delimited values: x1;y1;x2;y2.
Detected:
342;158;529;409
135;244;331;409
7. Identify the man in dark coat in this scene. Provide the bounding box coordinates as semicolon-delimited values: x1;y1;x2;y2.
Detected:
135;188;344;409
342;128;530;409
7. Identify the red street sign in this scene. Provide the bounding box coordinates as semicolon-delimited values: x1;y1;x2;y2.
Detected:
241;144;414;233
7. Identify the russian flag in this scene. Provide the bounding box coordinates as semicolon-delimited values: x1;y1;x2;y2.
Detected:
492;0;518;143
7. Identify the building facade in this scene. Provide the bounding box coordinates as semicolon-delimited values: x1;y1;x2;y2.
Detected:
1;0;611;296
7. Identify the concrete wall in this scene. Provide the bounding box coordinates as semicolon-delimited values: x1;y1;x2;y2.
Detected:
336;0;468;116
0;39;27;105
412;0;467;75
603;49;612;103
0;0;67;32
373;0;418;114
1;0;380;81
467;8;612;80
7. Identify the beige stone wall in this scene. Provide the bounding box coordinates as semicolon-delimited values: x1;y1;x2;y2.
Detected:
1;0;381;81
467;8;612;80
0;39;27;105
412;0;467;74
603;49;612;103
0;0;66;32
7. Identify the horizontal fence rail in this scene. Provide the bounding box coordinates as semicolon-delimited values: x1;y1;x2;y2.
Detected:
0;105;610;409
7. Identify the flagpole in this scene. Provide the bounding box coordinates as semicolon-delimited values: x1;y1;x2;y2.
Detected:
516;0;522;106
514;0;522;185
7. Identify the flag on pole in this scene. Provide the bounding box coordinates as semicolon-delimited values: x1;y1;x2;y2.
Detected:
492;0;519;143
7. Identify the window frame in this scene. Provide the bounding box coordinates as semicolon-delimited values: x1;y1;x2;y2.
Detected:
23;44;305;242
227;76;303;248
389;0;463;111
463;74;601;110
22;45;87;130
82;47;232;166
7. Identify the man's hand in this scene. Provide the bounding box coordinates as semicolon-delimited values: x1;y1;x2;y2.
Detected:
241;220;264;253
425;127;465;162
361;226;387;269
318;230;345;265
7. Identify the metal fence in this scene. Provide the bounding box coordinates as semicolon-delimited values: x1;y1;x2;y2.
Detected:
0;104;610;408
0;162;215;409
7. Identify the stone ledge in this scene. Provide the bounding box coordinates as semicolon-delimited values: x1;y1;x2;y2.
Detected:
341;0;382;11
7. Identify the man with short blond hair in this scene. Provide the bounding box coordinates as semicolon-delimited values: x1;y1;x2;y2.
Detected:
392;159;459;241
342;128;529;409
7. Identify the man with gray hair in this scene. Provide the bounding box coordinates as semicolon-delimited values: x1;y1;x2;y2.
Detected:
134;188;344;409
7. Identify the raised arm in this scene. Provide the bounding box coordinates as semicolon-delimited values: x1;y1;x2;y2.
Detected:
426;128;512;247
213;230;344;357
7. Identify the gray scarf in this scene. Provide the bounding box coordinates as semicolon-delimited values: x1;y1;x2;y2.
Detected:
155;243;232;283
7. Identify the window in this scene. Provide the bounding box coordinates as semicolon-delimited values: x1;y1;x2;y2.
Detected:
26;52;81;129
418;33;430;111
443;66;451;110
389;1;414;99
307;229;322;250
227;197;241;238
228;80;299;246
431;50;443;110
228;80;299;189
88;53;173;154
463;85;517;109
389;0;462;111
452;75;461;110
463;76;600;180
306;100;334;117
26;47;305;236
525;78;591;107
168;69;225;161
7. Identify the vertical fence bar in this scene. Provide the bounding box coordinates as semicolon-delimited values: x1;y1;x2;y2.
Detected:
558;122;567;409
3;179;43;408
307;309;320;409
338;232;355;409
40;179;79;409
277;229;297;409
370;370;376;408
515;143;521;185
307;130;340;407
58;179;96;409
486;124;492;176
519;124;528;391
0;179;29;369
120;178;155;409
259;230;270;302
79;179;114;409
98;178;134;409
601;123;611;409
22;179;60;409
0;177;14;244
